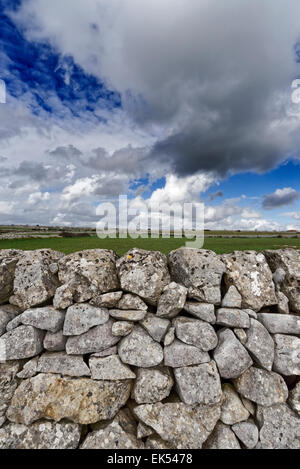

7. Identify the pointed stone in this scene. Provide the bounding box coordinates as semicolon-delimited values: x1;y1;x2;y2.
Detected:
43;330;67;352
203;422;241;449
117;293;148;311
89;355;135;380
109;309;146;321
183;301;216;323
257;403;300;449
63;303;109;336
140;313;170;342
37;352;91;377
220;384;250;425
231;419;259;449
273;334;300;376
156;282;187;319
112;321;133;337
221;286;242;308
243;318;274;371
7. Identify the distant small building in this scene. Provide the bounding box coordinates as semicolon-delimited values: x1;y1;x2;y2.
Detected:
287;229;299;233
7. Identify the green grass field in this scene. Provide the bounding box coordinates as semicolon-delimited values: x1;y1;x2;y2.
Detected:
0;235;300;256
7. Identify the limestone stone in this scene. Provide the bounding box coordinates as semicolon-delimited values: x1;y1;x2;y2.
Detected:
58;249;120;302
156;282;187;319
174;360;222;406
221;285;242;308
233;328;247;343
231;419;259;449
222;251;277;311
66;318;120;355
175;317;218;352
53;283;74;310
89;355;135;380
132;367;173;404
6;315;22;331
168;248;225;304
91;345;118;358
164;339;210;368
257;403;300;449
288;382;300;414
243;318;274;371
213;328;253;379
1;325;44;360
9;249;64;310
43;330;67;352
241;396;256;416
112;321;133;337
0;420;81;449
203;422;241;449
183;301;216;323
63;303;109;336
234;367;288;406
18;306;65;333
145;435;173;449
109;309;146;321
264;249;300;314
0;250;22;305
216;308;250;328
164;326;175;346
117;293;148;311
118;325;163;367
137;422;154;439
276;291;289;314
134;401;221;449
90;290;123;308
81;419;144;449
37;352;91;377
0;361;21;427
220;384;250;425
140;313;170;342
17;356;39;379
0;304;20;336
273;334;300;376
7;373;131;425
257;312;300;334
116;248;170;305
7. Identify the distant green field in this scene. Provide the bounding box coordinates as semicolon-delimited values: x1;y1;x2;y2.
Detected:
0;235;299;256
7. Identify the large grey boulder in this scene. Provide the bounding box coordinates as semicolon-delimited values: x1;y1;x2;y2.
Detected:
118;325;163;367
7;373;131;425
134;401;222;449
203;422;241;449
132;367;174;404
257;313;300;335
63;303;109;336
0;250;23;305
9;249;64;310
0;420;81;449
66;318;119;355
116;249;170;305
175;317;218;352
37;352;91;377
168;248;225;304
234;367;288;406
156;282;187;318
89;355;136;380
80;418;144;449
174;360;222;406
58;249;119;303
183;301;216;323
243;318;274;371
231;419;259;449
273;334;300;376
220;383;250;425
213;328;253;379
0;325;44;360
16;306;65;333
0;304;20;336
257;403;300;449
164;339;210;368
0;361;21;427
264;249;300;313
221;251;277;311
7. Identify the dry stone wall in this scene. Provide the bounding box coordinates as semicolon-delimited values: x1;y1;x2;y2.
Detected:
0;247;299;449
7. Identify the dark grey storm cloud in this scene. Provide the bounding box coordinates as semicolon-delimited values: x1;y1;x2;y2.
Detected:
208;190;223;202
48;145;83;160
262;187;300;210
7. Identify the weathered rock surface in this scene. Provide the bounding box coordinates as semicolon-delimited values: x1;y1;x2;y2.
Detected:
137;422;154;439
117;293;148;311
264;249;300;314
257;312;300;334
220;384;250;425
145;435;173;449
0;361;21;427
0;420;81;449
112;321;133;337
134;401;221;449
0;250;22;305
243;318;274;371
234;367;288;406
9;249;64;310
132;367;173;404
231;419;259;449
276;291;289;314
213;328;253;379
164;339;210;368
118;325;163;367
0;304;20;336
174;360;222;406
63;303;109;336
175;317;218;352
257;403;300;449
288;382;300;414
90;291;123;308
53;283;74;310
58;249;119;302
183;301;216;323
140;313;170;342
203;422;241;449
43;330;67;352
109;309;146;321
156;282;187;318
66;318;119;355
216;308;250;328
221;286;242;308
164;326;175;346
116;249;170;305
17;306;65;333
222;251;277;311
273;334;300;376
7;373;131;425
17;357;38;379
81;418;144;449
89;355;135;380
1;325;44;360
168;248;225;304
91;345;118;358
37;352;91;377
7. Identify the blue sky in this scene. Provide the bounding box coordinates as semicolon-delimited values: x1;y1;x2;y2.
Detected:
0;0;300;229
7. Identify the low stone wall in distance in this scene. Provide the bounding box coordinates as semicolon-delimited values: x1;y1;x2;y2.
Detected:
0;247;299;449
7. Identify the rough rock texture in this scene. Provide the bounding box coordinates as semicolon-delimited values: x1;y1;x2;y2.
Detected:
164;339;210;367
0;361;21;427
257;312;300;334
117;293;148;311
216;308;250;328
231;419;259;449
118;325;163;367
112;321;133;337
137;422;154;439
16;357;38;379
140;313;170;342
156;282;187;318
168;248;225;304
243;318;274;371
175;317;218;352
220;384;250;425
0;304;20;336
116;248;170;305
203;422;241;449
37;352;91;377
222;251;277;311
288;382;300;414
1;325;44;360
273;334;300;376
257;403;300;449
81;418;144;449
17;306;65;333
89;355;136;380
132;367;173;404
63;304;109;336
66;318;119;355
183;301;216;323
7;373;131;425
221;286;242;308
90;291;123;308
43;330;67;352
109;309;146;321
0;250;22;305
